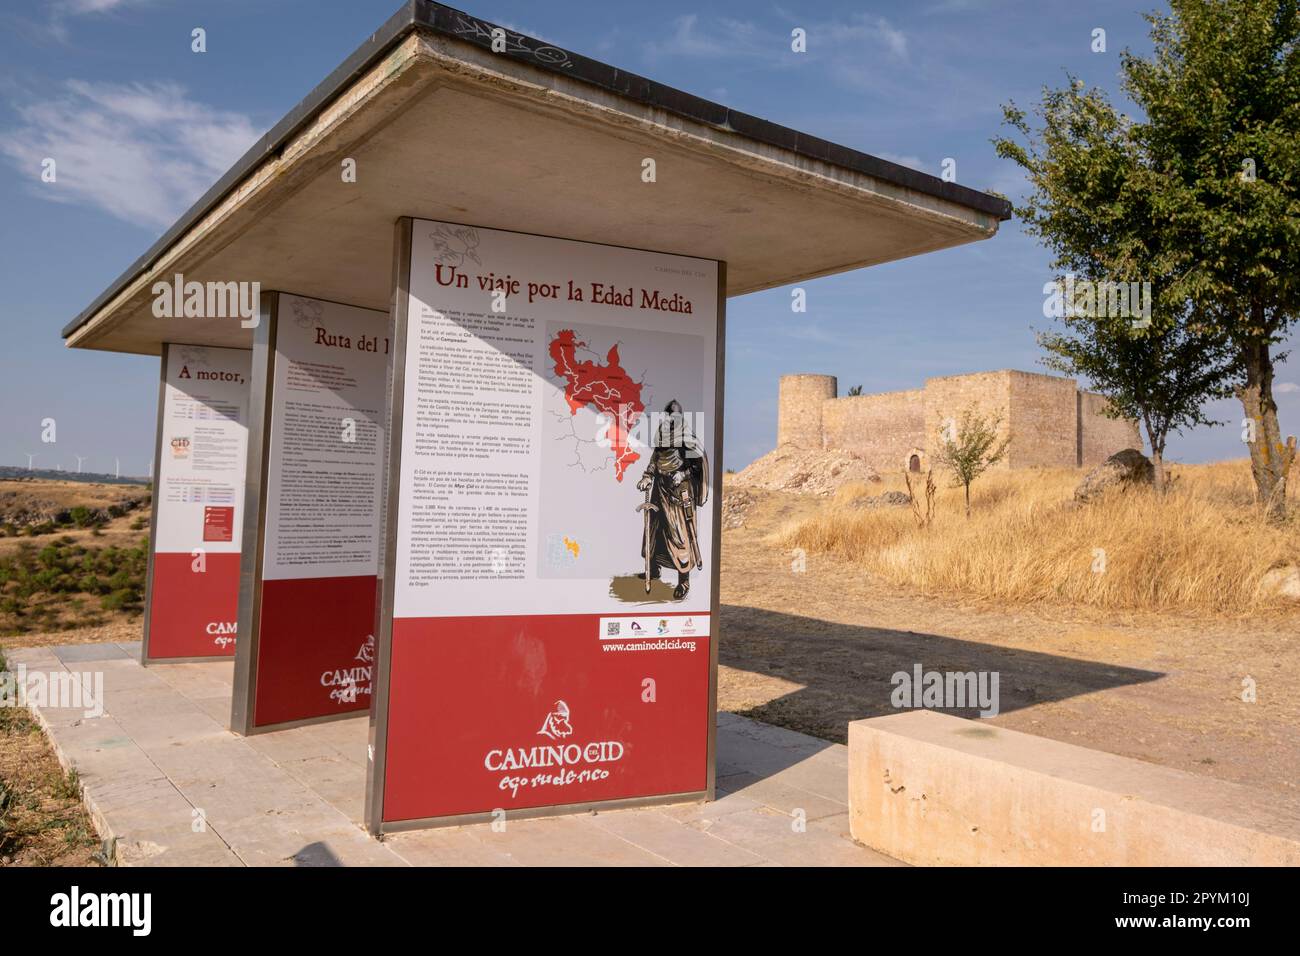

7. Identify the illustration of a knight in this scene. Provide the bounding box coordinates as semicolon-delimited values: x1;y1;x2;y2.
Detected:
636;400;709;600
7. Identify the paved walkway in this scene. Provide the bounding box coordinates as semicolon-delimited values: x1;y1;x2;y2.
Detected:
6;642;896;867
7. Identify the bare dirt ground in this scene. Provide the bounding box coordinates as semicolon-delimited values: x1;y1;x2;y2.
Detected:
718;486;1300;800
0;617;141;653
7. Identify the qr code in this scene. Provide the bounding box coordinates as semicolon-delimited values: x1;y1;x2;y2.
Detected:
606;622;621;636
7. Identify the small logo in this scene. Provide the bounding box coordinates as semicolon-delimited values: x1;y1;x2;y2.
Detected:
355;634;375;664
537;700;573;740
170;436;191;459
657;619;669;635
630;621;643;634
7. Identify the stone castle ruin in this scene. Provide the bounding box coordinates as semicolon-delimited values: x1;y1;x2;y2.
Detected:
777;370;1141;474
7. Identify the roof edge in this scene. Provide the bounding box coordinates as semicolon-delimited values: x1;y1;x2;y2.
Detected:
63;0;1012;340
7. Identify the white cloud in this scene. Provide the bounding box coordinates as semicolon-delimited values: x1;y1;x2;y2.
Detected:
1276;382;1299;394
644;14;766;61
61;0;141;11
0;80;261;231
642;12;910;101
42;0;159;41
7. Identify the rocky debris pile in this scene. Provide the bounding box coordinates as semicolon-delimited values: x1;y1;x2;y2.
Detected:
849;491;912;510
731;444;881;496
721;488;758;529
1073;448;1155;504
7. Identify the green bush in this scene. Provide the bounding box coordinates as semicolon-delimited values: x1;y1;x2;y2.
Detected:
100;589;136;611
0;534;147;633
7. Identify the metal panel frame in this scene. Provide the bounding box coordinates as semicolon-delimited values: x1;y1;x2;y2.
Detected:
230;293;279;735
141;342;253;666
230;291;389;736
365;218;412;833
138;344;169;666
364;217;724;835
706;261;727;800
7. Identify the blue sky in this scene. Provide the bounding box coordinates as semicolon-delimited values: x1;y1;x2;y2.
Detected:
0;0;1294;474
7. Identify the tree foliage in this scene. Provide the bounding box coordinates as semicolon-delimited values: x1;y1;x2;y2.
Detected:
934;405;1011;517
994;0;1300;517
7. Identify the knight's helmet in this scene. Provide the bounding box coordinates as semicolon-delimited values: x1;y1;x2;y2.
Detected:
656;399;685;449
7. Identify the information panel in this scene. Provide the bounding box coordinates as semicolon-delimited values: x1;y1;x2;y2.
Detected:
143;344;250;662
369;220;722;829
233;293;390;731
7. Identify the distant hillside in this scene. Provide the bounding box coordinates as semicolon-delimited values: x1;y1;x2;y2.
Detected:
0;477;152;637
0;477;150;533
0;465;148;487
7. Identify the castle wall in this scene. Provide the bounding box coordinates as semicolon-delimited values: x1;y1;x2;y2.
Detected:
776;367;1143;471
922;371;1013;470
777;374;837;448
820;390;924;473
1079;390;1143;466
1006;370;1079;468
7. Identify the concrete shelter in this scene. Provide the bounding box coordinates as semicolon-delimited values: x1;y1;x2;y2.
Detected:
57;1;1012;830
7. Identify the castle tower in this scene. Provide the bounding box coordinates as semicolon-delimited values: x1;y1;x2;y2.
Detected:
777;374;837;448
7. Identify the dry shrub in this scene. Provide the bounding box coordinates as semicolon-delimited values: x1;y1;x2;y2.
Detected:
779;460;1300;616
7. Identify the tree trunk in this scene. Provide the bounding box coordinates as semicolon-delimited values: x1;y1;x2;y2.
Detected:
964;482;971;518
1143;416;1167;496
1237;331;1297;522
1151;447;1166;496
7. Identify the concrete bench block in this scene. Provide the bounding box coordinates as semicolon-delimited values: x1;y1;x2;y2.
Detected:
848;711;1300;866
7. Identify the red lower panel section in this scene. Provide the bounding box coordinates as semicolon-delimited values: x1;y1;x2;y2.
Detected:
146;552;240;659
254;575;377;727
383;614;710;823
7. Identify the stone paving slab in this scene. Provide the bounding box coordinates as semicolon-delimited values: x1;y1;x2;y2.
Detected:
6;642;896;867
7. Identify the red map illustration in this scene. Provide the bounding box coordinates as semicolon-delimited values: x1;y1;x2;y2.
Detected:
549;329;644;481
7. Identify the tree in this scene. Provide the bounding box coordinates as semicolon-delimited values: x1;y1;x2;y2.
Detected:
994;72;1239;493
846;385;864;396
995;0;1300;519
1038;301;1237;492
933;405;1011;517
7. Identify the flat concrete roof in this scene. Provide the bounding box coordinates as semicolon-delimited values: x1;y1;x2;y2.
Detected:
64;1;1011;355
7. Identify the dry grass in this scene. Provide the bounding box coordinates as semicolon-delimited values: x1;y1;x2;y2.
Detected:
778;459;1300;617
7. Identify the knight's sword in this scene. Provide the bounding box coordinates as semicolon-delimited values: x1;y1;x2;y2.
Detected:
682;487;703;570
636;476;659;593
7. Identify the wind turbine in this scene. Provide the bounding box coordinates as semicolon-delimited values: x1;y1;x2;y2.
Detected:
74;455;86;474
115;457;121;479
25;453;37;470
